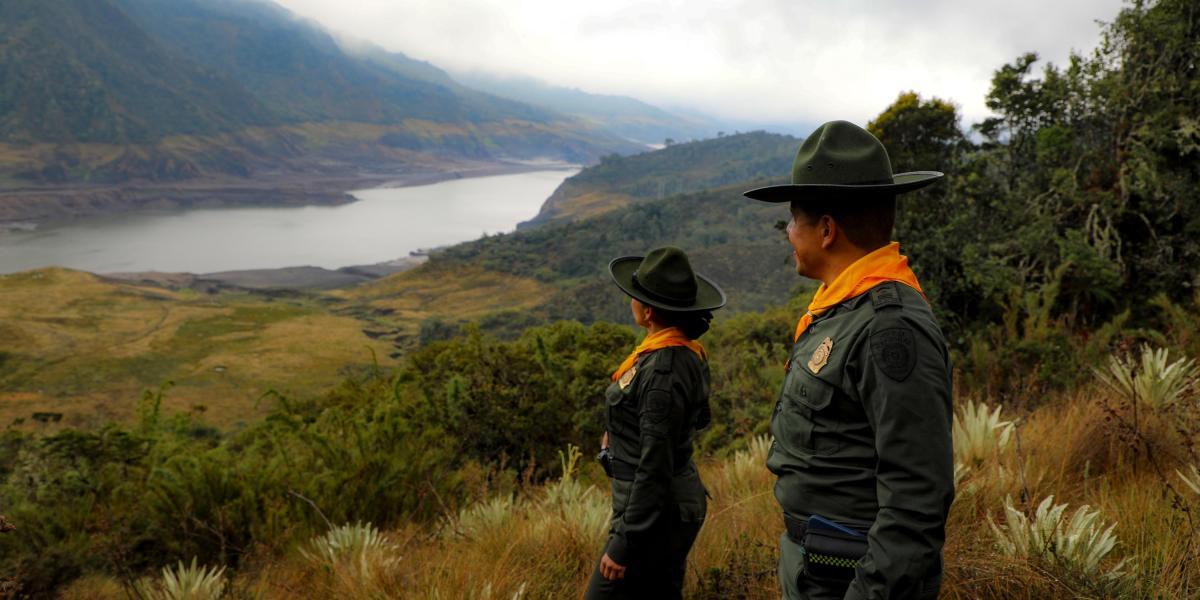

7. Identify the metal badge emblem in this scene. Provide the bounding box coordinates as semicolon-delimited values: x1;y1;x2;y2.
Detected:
618;366;637;390
808;336;834;374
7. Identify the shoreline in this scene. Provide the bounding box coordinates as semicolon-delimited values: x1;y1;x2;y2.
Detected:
99;254;430;292
2;161;577;290
0;159;576;230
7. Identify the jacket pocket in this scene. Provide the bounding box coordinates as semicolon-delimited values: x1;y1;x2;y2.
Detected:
605;382;636;438
773;369;839;456
671;466;707;523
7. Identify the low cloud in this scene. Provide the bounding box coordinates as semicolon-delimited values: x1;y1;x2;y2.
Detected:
273;0;1124;127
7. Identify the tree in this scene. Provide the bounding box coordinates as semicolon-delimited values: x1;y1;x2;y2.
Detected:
867;91;966;174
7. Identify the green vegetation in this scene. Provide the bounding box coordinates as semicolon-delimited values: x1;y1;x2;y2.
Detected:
523;130;798;225
0;0;642;183
4;296;1199;597
0;0;273;145
1;0;1198;597
0;268;398;429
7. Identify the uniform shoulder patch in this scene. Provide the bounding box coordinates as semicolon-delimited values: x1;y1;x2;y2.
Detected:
870;326;917;381
870;282;902;310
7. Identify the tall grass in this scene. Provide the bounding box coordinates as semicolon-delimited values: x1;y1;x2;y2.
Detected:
55;383;1200;598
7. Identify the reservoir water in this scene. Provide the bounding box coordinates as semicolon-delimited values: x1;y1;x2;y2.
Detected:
0;168;576;274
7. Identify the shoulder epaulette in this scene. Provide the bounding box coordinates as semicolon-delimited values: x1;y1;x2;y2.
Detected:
652;348;676;373
870;282;903;310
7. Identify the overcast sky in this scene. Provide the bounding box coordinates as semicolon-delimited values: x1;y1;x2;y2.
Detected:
272;0;1126;129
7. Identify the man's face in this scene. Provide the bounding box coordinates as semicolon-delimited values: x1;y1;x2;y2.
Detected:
630;297;652;329
786;203;825;278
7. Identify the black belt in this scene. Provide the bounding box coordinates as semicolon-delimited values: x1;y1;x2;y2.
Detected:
784;514;808;544
610;457;693;481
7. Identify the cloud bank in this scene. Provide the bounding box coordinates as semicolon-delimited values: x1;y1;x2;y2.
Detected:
273;0;1124;127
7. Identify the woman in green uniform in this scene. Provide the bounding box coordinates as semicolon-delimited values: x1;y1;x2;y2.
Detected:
585;245;726;600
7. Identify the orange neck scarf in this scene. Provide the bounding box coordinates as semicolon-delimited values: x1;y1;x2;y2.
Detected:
794;242;925;342
612;327;706;382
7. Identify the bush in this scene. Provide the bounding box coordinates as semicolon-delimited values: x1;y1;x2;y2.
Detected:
134;558;226;600
989;495;1129;582
1095;346;1198;411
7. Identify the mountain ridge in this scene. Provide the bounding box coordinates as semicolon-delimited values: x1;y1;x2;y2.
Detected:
0;0;646;189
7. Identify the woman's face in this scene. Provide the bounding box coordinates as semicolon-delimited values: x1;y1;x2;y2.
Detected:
630;297;652;329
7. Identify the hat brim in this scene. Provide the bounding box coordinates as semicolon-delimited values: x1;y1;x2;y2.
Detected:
742;171;944;203
608;256;727;312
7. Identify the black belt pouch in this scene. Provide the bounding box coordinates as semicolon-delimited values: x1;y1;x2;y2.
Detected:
803;527;869;581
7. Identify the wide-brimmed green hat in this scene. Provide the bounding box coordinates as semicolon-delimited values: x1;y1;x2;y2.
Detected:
743;120;943;202
609;246;726;312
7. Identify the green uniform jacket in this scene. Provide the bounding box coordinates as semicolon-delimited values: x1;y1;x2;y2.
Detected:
767;282;954;599
604;345;710;565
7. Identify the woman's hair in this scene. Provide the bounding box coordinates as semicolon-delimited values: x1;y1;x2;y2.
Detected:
654;307;714;340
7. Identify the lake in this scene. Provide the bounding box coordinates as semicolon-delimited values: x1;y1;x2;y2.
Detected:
0;168;576;274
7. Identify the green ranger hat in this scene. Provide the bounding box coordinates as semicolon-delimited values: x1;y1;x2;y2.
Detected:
743;120;943;202
609;246;726;312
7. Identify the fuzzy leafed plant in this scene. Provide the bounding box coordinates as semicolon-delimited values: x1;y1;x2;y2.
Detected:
1095;346;1197;411
1179;464;1200;496
953;400;1014;468
722;435;773;495
135;557;227;600
989;495;1128;580
301;521;399;575
535;444;609;540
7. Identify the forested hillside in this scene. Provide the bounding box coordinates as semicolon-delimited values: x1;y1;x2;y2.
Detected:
522;130;798;226
1;0;1199;597
111;0;553;127
0;0;275;144
0;0;642;185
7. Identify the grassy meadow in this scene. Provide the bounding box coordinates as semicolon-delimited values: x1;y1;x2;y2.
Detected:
0;267;400;430
3;0;1199;596
50;326;1200;598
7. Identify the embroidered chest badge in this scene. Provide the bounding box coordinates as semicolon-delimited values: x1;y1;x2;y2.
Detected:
618;366;637;390
808;336;834;374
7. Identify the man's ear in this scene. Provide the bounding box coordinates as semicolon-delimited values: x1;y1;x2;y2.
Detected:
819;215;838;250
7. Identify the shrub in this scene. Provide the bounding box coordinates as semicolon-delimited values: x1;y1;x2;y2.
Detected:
300;522;399;580
989;495;1128;580
1094;346;1197;411
134;558;226;600
449;495;516;541
952;400;1014;468
301;522;397;567
721;435;772;496
534;445;609;542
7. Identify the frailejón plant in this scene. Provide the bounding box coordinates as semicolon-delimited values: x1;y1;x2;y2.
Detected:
1179;464;1200;496
722;434;772;494
989;495;1128;579
135;557;226;600
300;521;398;574
1095;346;1197;411
953;400;1014;467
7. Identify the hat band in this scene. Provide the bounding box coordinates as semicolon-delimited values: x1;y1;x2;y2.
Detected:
632;272;696;305
794;174;895;186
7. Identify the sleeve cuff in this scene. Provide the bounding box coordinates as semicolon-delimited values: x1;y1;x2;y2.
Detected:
606;533;629;565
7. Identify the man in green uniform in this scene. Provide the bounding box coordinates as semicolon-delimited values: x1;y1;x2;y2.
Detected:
743;120;954;599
